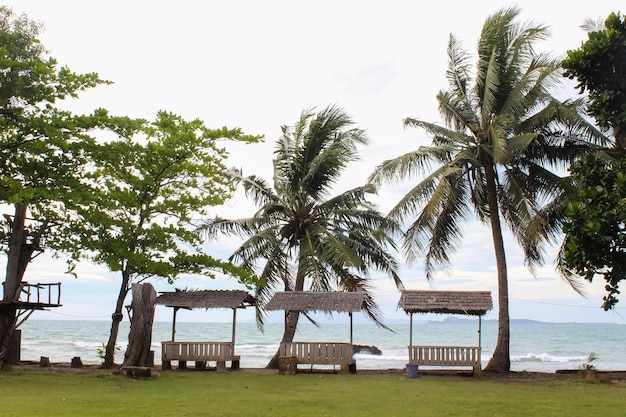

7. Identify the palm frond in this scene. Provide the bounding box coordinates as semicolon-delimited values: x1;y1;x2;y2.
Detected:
446;33;473;101
437;90;480;132
368;142;455;189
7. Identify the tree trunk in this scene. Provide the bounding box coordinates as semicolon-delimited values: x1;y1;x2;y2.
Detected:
0;308;18;371
265;255;306;369
103;269;131;369
483;163;511;373
3;204;27;301
122;283;156;368
0;204;28;371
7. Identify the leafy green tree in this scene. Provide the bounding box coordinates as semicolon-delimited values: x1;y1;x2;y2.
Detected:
70;111;260;368
562;155;626;310
200;105;402;369
560;12;626;309
563;12;626;148
369;8;604;372
0;7;108;370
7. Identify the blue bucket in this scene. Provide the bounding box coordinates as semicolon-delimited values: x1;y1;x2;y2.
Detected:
406;364;419;378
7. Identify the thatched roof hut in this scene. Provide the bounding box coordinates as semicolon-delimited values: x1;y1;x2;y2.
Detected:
398;290;493;347
265;291;367;313
398;290;492;316
155;289;255;343
155;289;255;310
265;291;368;344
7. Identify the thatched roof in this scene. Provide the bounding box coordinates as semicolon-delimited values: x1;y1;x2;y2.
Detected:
398;290;492;316
155;289;255;310
265;291;367;313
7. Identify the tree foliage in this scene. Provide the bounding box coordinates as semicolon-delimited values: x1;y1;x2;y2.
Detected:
369;7;604;372
0;6;109;370
562;12;626;147
561;12;626;310
562;155;626;310
71;111;260;367
0;5;108;249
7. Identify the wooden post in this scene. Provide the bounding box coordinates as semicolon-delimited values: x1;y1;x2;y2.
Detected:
71;356;83;368
478;315;482;349
409;313;413;346
349;312;353;345
231;308;237;346
171;307;178;342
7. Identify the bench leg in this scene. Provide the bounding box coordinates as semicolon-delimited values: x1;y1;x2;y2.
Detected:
178;360;187;369
341;363;357;374
195;361;206;370
230;359;240;370
216;361;227;372
162;360;171;370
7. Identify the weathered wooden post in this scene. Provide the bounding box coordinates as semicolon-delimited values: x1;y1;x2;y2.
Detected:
71;356;83;368
121;283;156;377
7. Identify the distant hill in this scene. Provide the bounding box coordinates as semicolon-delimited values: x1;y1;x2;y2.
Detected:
429;316;544;325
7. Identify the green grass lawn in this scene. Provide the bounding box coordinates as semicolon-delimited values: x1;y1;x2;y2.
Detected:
0;369;624;417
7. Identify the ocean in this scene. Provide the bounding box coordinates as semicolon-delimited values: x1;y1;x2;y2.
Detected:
15;319;626;372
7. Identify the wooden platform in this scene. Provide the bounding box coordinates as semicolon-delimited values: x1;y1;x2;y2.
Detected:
0;282;62;310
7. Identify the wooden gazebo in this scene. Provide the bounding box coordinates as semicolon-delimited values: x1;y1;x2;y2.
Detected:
155;289;254;370
265;291;367;373
398;290;492;373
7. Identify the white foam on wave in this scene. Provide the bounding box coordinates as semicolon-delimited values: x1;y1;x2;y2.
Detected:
512;353;587;363
73;341;107;349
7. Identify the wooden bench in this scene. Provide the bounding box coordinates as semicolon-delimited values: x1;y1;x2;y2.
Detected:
279;342;356;374
408;345;482;373
161;341;240;371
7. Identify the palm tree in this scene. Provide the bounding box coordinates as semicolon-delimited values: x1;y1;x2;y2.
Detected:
200;105;403;368
369;8;606;372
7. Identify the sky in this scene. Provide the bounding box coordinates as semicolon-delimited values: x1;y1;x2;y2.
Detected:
3;0;625;325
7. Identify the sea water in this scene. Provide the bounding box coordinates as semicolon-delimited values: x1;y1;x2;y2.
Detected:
16;319;626;372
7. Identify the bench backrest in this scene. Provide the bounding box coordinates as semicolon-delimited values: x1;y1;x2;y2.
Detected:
162;341;234;361
409;345;481;366
280;342;354;365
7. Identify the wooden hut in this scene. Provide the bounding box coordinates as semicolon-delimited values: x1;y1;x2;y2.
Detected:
155;289;254;371
398;290;492;373
265;291;367;373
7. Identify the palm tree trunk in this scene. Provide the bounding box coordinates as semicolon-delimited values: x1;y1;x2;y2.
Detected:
483;163;511;373
265;251;306;369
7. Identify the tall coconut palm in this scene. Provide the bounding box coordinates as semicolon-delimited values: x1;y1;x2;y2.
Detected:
369;8;606;372
200;105;403;368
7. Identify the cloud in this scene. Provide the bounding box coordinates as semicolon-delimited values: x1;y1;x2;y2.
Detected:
334;62;400;96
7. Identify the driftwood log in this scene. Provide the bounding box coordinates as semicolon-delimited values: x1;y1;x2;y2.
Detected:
121;283;156;371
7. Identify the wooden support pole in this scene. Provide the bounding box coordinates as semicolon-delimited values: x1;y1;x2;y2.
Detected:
231;308;237;346
349;312;353;345
171;307;178;342
409;313;413;346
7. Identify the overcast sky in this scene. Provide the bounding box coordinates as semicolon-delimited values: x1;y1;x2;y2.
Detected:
5;1;625;325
